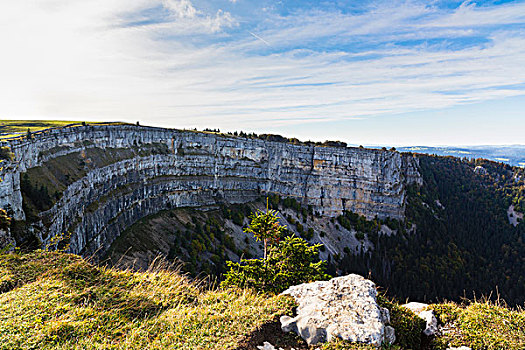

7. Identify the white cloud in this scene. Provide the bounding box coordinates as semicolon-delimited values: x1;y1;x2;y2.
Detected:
424;0;525;27
0;0;523;143
163;0;198;18
161;0;236;32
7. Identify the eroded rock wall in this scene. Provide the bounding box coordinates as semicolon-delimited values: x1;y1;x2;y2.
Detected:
0;125;421;256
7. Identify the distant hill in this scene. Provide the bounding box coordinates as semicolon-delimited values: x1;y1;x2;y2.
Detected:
395;145;525;167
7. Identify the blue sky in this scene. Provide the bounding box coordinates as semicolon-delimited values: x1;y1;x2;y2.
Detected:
0;0;524;145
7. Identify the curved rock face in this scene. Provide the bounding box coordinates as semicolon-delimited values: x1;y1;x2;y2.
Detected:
0;125;421;256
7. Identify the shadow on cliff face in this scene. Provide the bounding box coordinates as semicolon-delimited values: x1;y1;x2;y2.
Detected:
234;317;308;350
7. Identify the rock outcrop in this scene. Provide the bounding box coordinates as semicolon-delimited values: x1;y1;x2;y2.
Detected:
0;124;421;256
507;205;523;227
401;302;438;337
0;228;14;251
280;274;395;346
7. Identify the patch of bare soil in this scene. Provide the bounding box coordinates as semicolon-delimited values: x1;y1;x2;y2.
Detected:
235;317;309;350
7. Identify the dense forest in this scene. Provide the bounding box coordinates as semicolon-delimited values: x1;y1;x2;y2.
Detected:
339;155;525;306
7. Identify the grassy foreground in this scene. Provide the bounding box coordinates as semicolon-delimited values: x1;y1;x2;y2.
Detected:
1;251;524;350
0;250;296;350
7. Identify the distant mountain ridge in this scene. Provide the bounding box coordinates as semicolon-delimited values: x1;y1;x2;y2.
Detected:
394;145;525;167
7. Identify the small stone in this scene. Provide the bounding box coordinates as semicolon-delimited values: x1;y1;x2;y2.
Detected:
419;310;438;336
256;342;276;350
402;302;429;314
256;342;293;350
401;302;438;337
384;326;396;344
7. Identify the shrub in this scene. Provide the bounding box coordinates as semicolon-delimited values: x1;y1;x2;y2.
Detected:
232;212;244;226
221;236;330;294
0;146;14;161
355;232;365;240
0;209;10;230
303;227;314;240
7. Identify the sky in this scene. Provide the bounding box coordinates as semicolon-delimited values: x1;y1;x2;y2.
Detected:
0;0;524;146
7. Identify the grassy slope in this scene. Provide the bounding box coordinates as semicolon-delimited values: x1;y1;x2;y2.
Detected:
431;302;525;349
0;120;80;139
0;120;132;139
0;250;296;350
1;251;524;350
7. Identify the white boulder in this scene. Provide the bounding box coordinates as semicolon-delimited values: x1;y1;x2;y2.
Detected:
401;302;438;336
280;274;395;346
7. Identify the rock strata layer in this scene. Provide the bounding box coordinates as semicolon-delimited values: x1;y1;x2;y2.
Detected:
0;125;421;255
280;274;395;346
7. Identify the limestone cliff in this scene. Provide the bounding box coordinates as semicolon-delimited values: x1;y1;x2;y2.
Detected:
0;124;421;256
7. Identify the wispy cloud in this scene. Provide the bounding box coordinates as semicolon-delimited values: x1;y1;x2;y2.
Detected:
0;0;524;142
248;31;271;46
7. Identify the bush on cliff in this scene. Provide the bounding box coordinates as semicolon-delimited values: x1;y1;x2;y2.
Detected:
0;146;14;161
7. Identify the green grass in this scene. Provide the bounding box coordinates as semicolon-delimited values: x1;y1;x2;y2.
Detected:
0;120;131;139
0;120;78;139
431;301;525;350
1;251;524;350
0;250;295;350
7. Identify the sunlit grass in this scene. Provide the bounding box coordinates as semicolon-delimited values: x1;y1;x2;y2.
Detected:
0;120;78;139
0;250;295;350
431;299;525;350
0;120;133;140
1;250;524;349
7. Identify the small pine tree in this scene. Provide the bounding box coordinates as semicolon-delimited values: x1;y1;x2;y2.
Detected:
243;207;286;259
222;235;330;294
222;200;330;293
